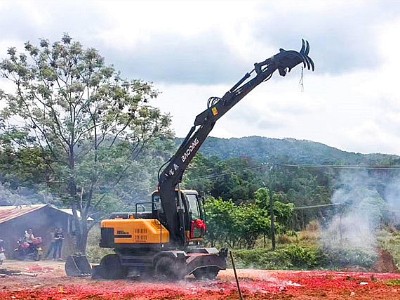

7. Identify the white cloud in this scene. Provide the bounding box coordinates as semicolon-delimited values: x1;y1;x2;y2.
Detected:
0;0;400;155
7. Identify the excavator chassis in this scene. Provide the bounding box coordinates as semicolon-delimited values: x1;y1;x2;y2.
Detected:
65;247;227;280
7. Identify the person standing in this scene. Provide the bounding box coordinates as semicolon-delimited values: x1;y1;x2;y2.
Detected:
24;228;35;243
53;228;64;261
0;239;5;265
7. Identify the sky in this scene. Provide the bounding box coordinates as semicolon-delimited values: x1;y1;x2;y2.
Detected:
0;0;400;155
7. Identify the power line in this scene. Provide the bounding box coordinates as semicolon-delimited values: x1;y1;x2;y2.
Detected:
185;162;400;182
293;203;343;210
186;164;267;181
279;164;400;170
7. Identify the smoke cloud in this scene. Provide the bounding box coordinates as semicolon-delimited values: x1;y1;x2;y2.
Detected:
384;176;400;222
321;171;389;254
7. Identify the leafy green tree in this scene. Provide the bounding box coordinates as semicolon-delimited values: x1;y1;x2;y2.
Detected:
182;153;214;194
233;203;271;248
0;181;28;205
0;145;50;189
185;155;264;203
211;158;264;203
254;187;294;240
204;189;294;249
265;166;332;230
203;197;238;247
0;34;172;253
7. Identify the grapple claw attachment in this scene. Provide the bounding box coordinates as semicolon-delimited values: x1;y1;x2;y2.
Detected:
254;39;315;76
300;39;306;55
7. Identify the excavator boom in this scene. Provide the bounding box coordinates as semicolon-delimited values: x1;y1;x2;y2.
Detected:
158;39;314;245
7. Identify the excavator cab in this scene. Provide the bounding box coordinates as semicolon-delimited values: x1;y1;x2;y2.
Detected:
152;190;206;244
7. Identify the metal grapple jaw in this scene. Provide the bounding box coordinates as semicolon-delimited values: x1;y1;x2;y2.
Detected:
254;39;315;77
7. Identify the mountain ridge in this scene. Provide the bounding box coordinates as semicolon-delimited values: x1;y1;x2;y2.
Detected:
177;136;400;166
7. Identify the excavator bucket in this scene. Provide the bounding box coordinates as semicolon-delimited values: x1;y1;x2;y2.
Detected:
65;255;92;277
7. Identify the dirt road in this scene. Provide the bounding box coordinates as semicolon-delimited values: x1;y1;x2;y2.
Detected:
1;260;400;299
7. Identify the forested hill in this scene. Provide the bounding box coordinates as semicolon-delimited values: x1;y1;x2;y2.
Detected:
179;136;400;166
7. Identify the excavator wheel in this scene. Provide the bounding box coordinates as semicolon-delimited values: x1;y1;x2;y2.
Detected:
193;267;219;280
94;254;127;279
154;256;185;281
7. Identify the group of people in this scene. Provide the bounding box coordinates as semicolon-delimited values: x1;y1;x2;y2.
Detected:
1;226;65;263
24;227;64;260
45;227;64;260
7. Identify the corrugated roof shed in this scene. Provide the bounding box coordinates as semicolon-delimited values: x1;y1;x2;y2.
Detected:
0;204;50;224
0;204;93;223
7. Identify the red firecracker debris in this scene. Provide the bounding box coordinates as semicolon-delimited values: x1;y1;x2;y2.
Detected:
1;261;400;299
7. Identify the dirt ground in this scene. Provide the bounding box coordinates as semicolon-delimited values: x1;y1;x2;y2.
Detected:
1;260;400;300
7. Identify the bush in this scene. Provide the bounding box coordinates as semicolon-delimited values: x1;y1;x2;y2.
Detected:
232;245;322;270
232;248;290;270
377;228;400;270
277;234;293;244
322;247;378;269
283;245;322;269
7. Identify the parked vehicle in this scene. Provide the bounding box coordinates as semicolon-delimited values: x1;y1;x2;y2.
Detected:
14;237;43;261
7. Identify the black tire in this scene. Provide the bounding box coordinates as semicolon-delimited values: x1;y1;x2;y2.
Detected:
193;267;219;280
99;254;127;279
34;252;41;261
155;256;184;281
13;250;23;260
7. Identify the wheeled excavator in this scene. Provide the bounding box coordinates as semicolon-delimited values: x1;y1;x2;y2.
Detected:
65;40;314;280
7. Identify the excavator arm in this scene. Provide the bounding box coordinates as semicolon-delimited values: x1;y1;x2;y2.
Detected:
158;40;314;246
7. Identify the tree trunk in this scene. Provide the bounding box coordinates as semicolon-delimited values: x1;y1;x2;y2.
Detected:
71;210;89;254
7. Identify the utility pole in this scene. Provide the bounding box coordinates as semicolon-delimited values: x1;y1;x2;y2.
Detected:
270;190;276;251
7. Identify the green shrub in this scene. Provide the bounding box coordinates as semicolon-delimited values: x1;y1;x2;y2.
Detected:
377;228;400;270
386;279;400;286
232;245;322;270
322;247;377;269
283;245;321;269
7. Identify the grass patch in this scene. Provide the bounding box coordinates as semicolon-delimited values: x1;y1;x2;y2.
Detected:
232;245;323;270
377;228;400;270
86;226;113;263
386;279;400;286
322;247;378;269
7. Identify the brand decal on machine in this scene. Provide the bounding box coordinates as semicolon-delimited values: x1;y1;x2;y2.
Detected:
181;138;199;163
115;230;132;239
165;163;179;178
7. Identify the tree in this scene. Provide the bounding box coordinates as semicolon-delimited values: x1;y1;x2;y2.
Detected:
0;34;172;253
203;197;238;247
204;190;295;249
182;153;214;194
184;155;264;203
233;203;271;248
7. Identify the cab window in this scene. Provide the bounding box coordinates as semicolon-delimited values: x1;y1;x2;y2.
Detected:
186;193;201;219
152;194;164;213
